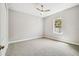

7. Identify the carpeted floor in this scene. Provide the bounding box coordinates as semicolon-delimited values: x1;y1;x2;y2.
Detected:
6;38;79;56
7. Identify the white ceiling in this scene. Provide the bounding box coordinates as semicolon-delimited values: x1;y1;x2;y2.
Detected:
7;3;79;18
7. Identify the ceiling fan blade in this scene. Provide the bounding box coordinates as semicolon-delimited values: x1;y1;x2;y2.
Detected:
36;8;50;12
43;9;50;12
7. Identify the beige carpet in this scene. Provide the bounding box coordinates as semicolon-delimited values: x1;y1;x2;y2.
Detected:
6;38;79;56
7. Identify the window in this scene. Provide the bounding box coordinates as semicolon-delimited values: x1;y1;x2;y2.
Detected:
53;17;63;34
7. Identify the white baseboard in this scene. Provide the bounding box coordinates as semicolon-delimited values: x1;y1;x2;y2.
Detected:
44;35;79;46
8;36;43;44
8;35;79;46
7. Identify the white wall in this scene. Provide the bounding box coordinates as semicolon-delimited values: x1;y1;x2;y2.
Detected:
8;4;79;45
9;9;43;42
44;5;79;45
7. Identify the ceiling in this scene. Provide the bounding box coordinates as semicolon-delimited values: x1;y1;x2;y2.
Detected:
7;3;79;18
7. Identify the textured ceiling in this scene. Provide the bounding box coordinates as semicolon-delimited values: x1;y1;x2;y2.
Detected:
7;3;79;17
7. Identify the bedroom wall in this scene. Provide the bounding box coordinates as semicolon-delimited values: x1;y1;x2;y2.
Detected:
44;5;79;45
8;9;43;43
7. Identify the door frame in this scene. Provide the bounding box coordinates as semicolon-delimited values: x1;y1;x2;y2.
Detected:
0;3;8;56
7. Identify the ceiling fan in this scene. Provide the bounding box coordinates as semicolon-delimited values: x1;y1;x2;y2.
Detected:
36;5;50;12
36;4;50;15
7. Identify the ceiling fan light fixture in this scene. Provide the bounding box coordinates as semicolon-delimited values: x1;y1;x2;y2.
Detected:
36;4;50;16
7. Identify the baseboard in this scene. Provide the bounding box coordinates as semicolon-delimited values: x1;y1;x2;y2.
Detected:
8;36;43;44
8;35;79;46
44;35;79;46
